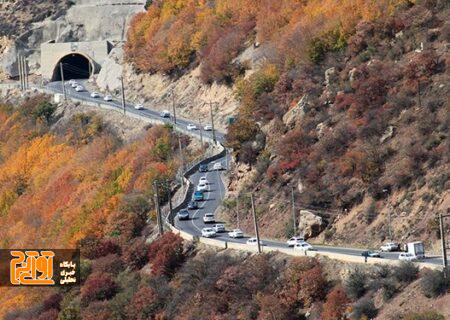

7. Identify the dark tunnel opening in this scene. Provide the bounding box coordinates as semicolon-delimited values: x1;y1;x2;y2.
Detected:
52;53;92;81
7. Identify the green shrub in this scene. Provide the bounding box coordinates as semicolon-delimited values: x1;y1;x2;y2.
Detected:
420;269;450;298
394;262;419;283
345;268;367;300
351;297;377;320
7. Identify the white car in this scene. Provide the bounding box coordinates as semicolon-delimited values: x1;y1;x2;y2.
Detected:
74;85;84;92
287;236;305;247
294;242;315;251
247;238;264;246
187;124;197;131
90;92;100;98
71;82;78;88
197;183;208;192
103;95;113;101
203;213;215;224
199;177;209;185
134;103;144;110
398;252;418;261
160;110;170;118
380;242;399;252
213;162;223;171
204;125;213;131
201;227;216;238
213;224;225;233
228;229;244;238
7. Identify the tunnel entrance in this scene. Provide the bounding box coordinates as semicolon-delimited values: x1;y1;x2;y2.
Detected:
51;53;93;81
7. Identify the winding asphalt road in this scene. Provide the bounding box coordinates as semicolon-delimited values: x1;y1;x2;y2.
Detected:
44;80;445;267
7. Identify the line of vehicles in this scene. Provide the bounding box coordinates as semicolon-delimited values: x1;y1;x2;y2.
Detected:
64;80;214;132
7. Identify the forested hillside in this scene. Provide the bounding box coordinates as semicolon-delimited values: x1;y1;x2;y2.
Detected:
0;96;183;316
126;0;449;246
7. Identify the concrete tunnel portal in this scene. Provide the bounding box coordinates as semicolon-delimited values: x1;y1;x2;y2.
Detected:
51;53;94;81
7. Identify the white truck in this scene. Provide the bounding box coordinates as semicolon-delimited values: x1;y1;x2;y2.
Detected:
406;241;425;259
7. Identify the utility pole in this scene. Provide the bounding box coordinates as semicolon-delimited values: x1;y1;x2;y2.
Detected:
439;213;449;276
388;209;392;241
120;76;126;115
171;92;177;124
236;196;240;228
291;187;297;236
198;117;204;150
23;56;28;90
251;193;261;254
166;179;174;226
209;101;217;145
17;54;23;91
178;133;185;187
153;182;164;235
59;63;67;100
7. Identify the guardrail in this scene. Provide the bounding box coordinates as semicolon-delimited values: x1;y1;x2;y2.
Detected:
15;82;442;271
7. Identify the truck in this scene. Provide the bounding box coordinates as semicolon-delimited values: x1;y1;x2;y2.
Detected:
406;241;425;259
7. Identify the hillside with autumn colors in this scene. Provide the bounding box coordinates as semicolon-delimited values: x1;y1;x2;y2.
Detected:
0;95;187;316
126;0;449;248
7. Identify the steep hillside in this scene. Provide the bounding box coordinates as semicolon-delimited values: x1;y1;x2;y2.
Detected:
125;0;450;249
0;95;193;316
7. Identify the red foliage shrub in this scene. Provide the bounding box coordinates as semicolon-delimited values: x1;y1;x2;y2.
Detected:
122;237;150;270
81;272;118;304
42;293;62;311
322;285;350;320
126;286;162;320
80;236;121;260
148;232;184;276
91;254;125;276
283;257;327;307
81;301;113;320
37;309;59;320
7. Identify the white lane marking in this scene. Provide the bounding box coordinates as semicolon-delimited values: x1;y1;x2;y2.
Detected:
191;170;211;233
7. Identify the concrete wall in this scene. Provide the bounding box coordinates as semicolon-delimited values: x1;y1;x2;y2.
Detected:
40;41;111;80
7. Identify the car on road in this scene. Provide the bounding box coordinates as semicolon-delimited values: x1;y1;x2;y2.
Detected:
134;103;144;110
380;242;400;252
75;85;84;92
247;238;264;246
398;252;418;261
103;95;113;101
177;209;189;221
201;227;216;238
213;224;225;233
361;250;381;258
194;191;204;201
287;236;305;247
204;125;213;131
199;164;208;172
90;92;100;98
187;124;197;130
203;213;215;223
160;110;170;118
228;229;244;238
71;81;78;88
199;176;209;185
187;201;199;210
213;162;223;170
197;183;208;192
293;242;315;251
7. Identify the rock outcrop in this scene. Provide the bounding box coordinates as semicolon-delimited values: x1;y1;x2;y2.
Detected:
298;210;325;238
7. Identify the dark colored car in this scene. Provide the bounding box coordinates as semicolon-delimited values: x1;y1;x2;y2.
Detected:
199;164;208;172
187;201;199;210
177;209;189;220
194;191;205;201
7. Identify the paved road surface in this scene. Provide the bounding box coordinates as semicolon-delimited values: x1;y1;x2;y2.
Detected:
44;80;445;267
